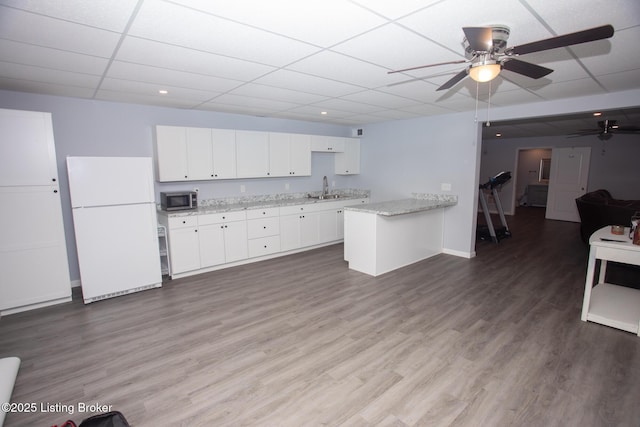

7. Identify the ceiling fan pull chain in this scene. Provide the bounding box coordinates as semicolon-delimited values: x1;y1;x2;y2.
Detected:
486;80;492;127
474;79;480;123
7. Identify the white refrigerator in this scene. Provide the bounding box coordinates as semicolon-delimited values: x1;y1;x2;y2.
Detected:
67;156;162;303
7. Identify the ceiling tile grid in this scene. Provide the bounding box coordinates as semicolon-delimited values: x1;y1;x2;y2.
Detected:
0;0;638;135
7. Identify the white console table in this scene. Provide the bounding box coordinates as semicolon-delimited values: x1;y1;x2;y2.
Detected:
581;226;640;335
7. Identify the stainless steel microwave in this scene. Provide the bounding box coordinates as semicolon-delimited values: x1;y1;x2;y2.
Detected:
160;191;197;211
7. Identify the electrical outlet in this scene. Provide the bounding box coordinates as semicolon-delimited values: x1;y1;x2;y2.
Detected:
285;183;290;190
441;183;452;191
240;184;246;193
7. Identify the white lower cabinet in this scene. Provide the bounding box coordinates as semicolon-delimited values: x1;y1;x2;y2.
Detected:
162;198;368;278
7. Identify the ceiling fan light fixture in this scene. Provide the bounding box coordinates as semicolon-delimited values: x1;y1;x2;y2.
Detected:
469;60;501;83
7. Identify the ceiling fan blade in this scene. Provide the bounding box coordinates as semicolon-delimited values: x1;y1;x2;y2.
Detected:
387;59;467;74
502;58;553;79
436;68;468;91
506;24;614;56
463;27;493;51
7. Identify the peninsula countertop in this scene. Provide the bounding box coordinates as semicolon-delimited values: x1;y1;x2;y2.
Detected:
344;193;457;216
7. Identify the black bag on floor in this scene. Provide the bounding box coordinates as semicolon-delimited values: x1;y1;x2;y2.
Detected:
78;411;130;427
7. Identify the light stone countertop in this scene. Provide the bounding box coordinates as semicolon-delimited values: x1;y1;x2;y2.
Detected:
158;189;370;217
344;193;457;216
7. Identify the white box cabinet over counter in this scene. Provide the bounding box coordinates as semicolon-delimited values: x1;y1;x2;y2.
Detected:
344;196;457;277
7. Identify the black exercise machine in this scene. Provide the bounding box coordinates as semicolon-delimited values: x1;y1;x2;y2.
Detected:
477;171;512;243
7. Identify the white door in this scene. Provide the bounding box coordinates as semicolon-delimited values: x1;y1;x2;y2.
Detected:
155;126;188;182
236;130;269;178
186;127;214;180
211;129;236;179
546;147;591;222
268;133;291;177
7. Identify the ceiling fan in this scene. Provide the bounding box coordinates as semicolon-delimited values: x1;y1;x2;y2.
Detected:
568;119;640;140
388;24;614;91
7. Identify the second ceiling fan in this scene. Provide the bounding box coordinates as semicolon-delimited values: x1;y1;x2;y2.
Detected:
388;24;614;91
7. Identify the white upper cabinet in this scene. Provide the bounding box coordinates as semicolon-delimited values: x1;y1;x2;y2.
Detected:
155;125;189;182
186;127;214;181
236;130;270;178
310;135;345;152
155;126;238;182
268;132;311;177
335;138;360;175
211;128;236;179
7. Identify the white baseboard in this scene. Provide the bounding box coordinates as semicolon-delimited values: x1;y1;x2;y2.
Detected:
442;248;476;258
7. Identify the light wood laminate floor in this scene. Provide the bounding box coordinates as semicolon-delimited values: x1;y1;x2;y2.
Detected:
1;208;639;426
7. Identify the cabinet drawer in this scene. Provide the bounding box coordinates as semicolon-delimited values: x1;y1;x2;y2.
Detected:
246;207;279;219
247;217;280;239
248;235;281;258
198;210;247;225
280;203;327;215
168;215;198;229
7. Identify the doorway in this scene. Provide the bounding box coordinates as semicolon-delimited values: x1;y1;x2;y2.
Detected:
514;147;552;212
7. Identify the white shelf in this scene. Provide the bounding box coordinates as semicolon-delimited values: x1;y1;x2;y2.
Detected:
587;283;640;334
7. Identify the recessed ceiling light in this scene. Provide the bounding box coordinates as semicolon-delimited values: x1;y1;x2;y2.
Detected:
593;112;602;116
496;133;502;137
320;111;328;115
158;90;169;95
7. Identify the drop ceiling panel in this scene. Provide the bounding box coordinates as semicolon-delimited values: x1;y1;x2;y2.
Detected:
130;0;321;66
253;70;363;98
0;39;108;75
528;78;607;100
576;27;640;75
287;50;396;88
331;23;462;72
524;0;640;33
598;70;640;92
99;78;221;103
96;90;204;109
0;0;140;32
169;0;388;48
116;37;276;82
0;77;96;98
107;61;242;93
0;6;121;57
349;0;442;20
205;93;301;112
310;98;383;115
228;83;329;105
0;62;101;88
340;90;424;109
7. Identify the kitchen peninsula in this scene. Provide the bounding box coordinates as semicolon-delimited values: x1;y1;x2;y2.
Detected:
344;193;457;276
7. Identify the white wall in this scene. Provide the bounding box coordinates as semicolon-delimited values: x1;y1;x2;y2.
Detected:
351;111;483;257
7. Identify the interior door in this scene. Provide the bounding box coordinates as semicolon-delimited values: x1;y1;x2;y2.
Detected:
546;147;591;222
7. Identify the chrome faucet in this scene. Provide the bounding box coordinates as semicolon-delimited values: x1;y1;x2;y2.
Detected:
322;175;329;196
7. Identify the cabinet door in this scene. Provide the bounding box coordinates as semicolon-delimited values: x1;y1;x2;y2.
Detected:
318;209;338;243
236;130;269;178
337;209;345;239
223;221;248;262
169;227;200;274
0;186;71;310
290;134;311;176
211;129;237;179
268;132;291;177
335;138;360;175
300;212;320;248
0;110;58;186
155;126;189;181
186;127;214;180
199;224;226;267
280;214;301;251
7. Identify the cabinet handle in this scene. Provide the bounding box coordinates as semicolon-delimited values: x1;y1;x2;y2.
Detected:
224;225;228;229
185;175;188;178
195;229;198;232
53;189;58;193
52;178;56;182
264;245;267;248
263;226;267;229
182;220;186;224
